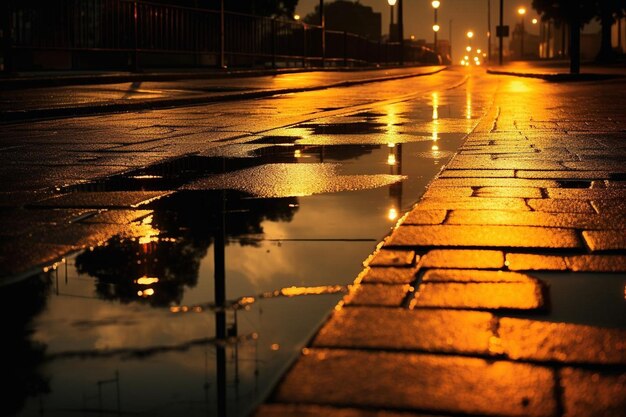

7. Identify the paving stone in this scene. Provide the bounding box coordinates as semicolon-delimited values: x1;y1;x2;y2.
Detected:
78;209;153;224
547;188;626;199
32;191;172;208
37;223;128;248
254;404;440;417
274;349;557;417
0;241;71;279
606;180;626;188
560;368;626;417
505;253;568;271
527;199;595;213
516;171;611;180
344;284;411;307
412;282;545;310
563;161;626;171
498;318;626;365
401;210;447;225
422;187;473;198
420;249;505;269
367;250;416;267
439;169;515;178
564;255;626;272
414;197;530;211
387;225;581;250
0;208;91;237
591;200;626;216
313;307;495;355
447;156;565;171
429;178;562;188
446;210;621;229
359;267;418;285
422;269;536;283
582;230;626;252
474;187;543;199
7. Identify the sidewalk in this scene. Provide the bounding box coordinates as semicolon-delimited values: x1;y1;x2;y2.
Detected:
0;66;444;122
255;67;626;416
487;60;626;81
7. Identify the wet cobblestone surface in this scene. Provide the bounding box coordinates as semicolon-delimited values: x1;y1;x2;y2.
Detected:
261;71;626;416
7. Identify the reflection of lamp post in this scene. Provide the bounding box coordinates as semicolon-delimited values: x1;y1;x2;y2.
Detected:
518;7;526;59
432;1;440;53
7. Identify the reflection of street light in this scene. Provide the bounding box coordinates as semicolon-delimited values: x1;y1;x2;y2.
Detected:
518;7;526;59
388;0;397;41
432;1;440;53
466;31;473;55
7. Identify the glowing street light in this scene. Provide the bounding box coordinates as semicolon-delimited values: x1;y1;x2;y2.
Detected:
466;31;474;39
433;24;440;32
294;14;300;21
532;18;538;24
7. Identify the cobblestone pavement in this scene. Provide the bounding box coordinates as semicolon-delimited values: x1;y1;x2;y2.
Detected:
256;74;626;416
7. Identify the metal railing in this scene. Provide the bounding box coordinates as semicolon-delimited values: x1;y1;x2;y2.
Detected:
2;0;431;72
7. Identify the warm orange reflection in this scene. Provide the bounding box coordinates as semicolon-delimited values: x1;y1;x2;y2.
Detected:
432;92;439;120
294;149;302;158
466;91;472;119
137;288;155;297
388;207;398;221
134;215;161;245
135;276;159;285
387;153;397;166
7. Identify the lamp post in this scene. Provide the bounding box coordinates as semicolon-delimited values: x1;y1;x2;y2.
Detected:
388;0;396;41
466;30;474;54
432;1;440;54
518;7;526;59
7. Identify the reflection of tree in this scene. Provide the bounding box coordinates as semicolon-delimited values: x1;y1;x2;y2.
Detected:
0;275;51;416
75;190;298;307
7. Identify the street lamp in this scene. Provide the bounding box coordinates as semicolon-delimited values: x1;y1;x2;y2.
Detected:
432;1;440;54
518;7;526;59
388;0;397;41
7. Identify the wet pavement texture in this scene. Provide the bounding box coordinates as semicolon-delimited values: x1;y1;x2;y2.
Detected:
3;67;626;417
1;68;490;416
260;72;626;417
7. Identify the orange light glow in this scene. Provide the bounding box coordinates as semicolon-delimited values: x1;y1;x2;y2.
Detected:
387;153;397;166
433;24;440;32
518;7;526;15
137;288;155;297
136;276;159;285
388;207;398;221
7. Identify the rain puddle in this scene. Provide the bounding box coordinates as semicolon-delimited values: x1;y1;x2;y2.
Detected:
5;99;479;416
